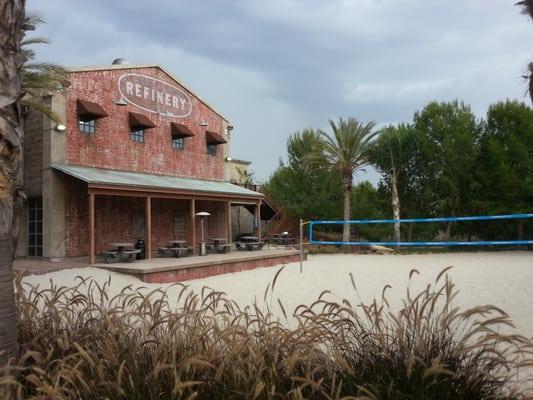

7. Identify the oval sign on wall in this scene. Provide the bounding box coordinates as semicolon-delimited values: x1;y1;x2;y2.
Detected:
118;73;193;118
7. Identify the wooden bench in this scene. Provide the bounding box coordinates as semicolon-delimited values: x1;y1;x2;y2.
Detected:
104;249;141;263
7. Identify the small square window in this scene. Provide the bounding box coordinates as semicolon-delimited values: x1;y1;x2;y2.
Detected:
131;128;145;143
207;144;217;156
79;118;96;134
172;136;184;150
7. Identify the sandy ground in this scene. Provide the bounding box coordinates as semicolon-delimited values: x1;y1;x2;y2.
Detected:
21;251;533;338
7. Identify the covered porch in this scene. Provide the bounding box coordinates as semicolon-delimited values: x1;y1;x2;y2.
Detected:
53;164;263;264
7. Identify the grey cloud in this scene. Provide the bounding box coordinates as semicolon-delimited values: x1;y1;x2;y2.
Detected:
28;0;533;182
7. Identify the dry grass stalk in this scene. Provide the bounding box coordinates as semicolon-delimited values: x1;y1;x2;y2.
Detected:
0;268;531;399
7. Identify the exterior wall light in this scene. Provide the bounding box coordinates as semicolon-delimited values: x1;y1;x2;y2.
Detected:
199;121;209;127
56;124;67;131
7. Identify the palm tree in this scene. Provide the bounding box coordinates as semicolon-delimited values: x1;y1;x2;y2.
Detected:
0;4;66;367
516;1;533;102
306;118;377;244
0;0;27;369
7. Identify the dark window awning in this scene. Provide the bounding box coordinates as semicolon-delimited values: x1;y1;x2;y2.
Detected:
129;112;156;129
206;130;227;145
77;99;108;119
171;122;195;138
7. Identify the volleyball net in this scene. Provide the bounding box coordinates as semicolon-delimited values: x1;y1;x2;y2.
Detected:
308;213;533;247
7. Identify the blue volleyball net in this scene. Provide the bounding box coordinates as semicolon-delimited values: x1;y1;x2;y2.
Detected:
308;213;533;247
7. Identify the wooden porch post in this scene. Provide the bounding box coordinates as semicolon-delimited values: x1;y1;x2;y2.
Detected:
255;200;262;240
190;198;196;254
89;192;95;264
226;201;232;243
145;195;152;259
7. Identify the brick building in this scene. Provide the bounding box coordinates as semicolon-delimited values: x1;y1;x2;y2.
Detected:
18;61;263;262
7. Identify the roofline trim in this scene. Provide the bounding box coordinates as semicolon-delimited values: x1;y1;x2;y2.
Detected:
51;164;263;199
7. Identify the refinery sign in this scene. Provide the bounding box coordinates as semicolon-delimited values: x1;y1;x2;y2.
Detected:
118;73;193;117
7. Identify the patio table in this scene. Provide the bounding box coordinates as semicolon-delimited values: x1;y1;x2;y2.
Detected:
167;240;187;247
240;236;259;242
110;242;134;251
236;236;263;251
208;237;231;253
105;243;139;263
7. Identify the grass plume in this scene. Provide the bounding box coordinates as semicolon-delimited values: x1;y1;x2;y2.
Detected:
0;268;531;399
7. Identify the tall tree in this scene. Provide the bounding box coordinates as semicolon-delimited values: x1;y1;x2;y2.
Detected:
0;0;26;366
368;124;419;242
413;100;480;238
263;129;343;221
516;0;533;102
305;118;377;243
351;181;390;241
476;100;533;213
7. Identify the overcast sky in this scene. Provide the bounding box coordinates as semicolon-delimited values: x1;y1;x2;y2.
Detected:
29;0;532;183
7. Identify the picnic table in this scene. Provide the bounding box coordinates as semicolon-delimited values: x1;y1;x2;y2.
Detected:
158;239;191;258
271;233;297;248
207;237;231;253
168;239;187;247
104;242;141;263
236;236;264;251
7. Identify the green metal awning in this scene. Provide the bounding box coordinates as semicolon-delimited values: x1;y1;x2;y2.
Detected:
52;164;262;199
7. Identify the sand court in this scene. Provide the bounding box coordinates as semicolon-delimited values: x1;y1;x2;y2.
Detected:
21;251;533;337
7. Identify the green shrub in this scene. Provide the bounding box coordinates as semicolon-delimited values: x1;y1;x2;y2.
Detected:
1;268;531;399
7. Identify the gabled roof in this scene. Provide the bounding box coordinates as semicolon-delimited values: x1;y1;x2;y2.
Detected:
67;64;229;122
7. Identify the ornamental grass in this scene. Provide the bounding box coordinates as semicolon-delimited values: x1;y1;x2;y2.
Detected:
1;267;532;399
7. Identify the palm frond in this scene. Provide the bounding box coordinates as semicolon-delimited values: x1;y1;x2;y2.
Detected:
529;63;533;103
18;12;69;119
20;97;61;123
516;0;533;19
23;12;45;30
302;117;377;191
21;37;49;46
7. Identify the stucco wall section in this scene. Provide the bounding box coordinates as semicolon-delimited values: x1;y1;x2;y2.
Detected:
23;107;44;197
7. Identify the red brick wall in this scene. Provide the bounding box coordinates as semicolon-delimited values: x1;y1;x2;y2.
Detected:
65;67;226;180
195;201;226;241
64;177;89;257
151;198;190;250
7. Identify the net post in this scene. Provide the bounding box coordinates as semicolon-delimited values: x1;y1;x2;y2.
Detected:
300;219;303;273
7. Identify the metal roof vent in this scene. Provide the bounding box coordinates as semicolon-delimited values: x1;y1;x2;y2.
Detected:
112;58;129;65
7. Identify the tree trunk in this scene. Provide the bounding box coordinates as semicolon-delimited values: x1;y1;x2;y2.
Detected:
0;0;26;369
342;174;352;246
391;173;401;242
444;197;459;241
